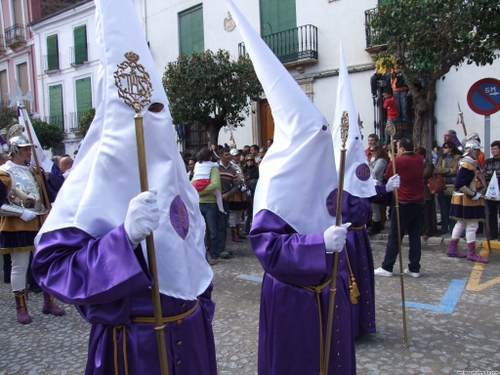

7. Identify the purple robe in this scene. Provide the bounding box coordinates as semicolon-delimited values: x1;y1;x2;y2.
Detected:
341;187;390;337
32;225;217;375
250;210;356;375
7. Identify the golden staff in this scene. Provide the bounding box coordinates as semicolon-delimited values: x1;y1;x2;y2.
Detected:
114;51;170;375
323;110;349;375
386;119;408;347
20;106;52;212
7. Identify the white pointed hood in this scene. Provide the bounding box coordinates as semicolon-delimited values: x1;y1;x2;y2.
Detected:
332;46;376;198
226;0;338;234
36;0;212;300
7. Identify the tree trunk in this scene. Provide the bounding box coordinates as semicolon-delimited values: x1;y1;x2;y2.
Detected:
207;124;221;148
412;102;434;157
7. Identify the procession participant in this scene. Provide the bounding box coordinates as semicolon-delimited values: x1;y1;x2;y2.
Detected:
32;0;216;374
332;46;399;337
226;1;354;374
0;125;65;324
446;137;488;262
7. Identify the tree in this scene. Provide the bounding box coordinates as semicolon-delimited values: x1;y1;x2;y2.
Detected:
79;107;95;137
369;0;500;151
163;49;263;146
31;118;64;149
0;106;18;131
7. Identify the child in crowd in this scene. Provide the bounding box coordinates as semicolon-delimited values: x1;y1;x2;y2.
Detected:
192;159;226;214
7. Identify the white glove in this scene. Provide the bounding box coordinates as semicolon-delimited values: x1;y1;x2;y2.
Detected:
246;190;252;197
323;222;351;253
240;185;247;192
20;210;37;222
471;193;483;201
124;190;160;248
386;174;400;192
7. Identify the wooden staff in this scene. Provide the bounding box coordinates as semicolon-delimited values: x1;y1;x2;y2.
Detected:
114;51;170;375
386;119;408;347
20;106;52;212
323;111;349;375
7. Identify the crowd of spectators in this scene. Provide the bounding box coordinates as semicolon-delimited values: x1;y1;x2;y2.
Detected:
181;140;272;265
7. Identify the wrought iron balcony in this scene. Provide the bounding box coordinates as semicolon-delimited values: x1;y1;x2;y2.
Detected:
70;43;88;65
364;8;387;50
0;35;5;53
239;24;318;67
44;53;60;72
5;24;26;48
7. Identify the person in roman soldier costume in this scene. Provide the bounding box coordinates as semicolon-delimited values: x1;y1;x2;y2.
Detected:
447;135;489;262
0;124;65;324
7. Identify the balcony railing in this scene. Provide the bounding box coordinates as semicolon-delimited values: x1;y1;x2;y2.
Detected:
365;8;387;49
0;35;5;53
239;24;318;65
5;24;26;48
70;43;88;65
44;53;60;71
45;115;65;131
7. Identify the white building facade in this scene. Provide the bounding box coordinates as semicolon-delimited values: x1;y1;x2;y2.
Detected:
28;0;499;156
131;0;499;154
30;0;97;156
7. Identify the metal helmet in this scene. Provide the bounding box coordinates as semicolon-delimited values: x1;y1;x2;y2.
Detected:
6;124;34;163
462;137;481;155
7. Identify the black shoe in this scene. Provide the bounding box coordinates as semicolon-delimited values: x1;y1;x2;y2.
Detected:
28;283;42;293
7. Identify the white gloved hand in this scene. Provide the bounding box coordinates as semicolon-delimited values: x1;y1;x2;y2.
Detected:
20;210;37;222
124;190;160;248
386;174;400;192
323;222;351;253
471;193;483;201
240;185;247;192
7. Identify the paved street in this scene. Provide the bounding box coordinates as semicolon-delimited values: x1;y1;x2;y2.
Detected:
1;230;500;375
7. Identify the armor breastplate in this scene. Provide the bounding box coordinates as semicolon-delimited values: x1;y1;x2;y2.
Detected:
1;164;47;214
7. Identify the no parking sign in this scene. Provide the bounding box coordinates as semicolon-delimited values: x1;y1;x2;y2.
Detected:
467;78;500;158
467;78;500;115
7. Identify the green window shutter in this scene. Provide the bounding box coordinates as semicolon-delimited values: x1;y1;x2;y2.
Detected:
260;0;296;36
49;85;63;130
47;34;59;70
75;77;92;125
179;5;204;54
378;0;387;3
74;25;88;64
260;0;297;59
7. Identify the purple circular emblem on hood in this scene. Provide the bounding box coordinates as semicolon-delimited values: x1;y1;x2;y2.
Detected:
170;195;189;239
326;189;338;217
356;164;371;181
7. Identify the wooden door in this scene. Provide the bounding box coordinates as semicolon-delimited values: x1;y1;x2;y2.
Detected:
260;100;275;146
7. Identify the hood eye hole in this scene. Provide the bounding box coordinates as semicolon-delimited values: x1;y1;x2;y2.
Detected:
148;102;164;113
322;125;328;131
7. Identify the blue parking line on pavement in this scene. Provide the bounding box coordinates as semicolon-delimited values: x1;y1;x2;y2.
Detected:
237;274;263;282
405;279;467;314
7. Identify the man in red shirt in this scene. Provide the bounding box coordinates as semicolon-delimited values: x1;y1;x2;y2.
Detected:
375;138;425;278
365;134;380;162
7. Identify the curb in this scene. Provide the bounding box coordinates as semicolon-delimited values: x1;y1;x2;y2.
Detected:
370;231;500;252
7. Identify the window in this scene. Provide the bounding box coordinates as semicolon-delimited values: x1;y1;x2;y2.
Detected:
260;0;296;37
12;0;23;25
178;5;204;54
75;77;91;126
17;62;29;111
0;70;8;107
73;25;88;64
47;34;59;70
49;85;64;130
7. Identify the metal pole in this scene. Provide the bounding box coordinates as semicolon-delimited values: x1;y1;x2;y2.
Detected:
485;115;491;159
114;51;170;375
323;111;349;375
387;119;409;347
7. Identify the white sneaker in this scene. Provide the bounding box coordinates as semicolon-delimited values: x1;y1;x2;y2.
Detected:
404;268;421;278
374;267;393;277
